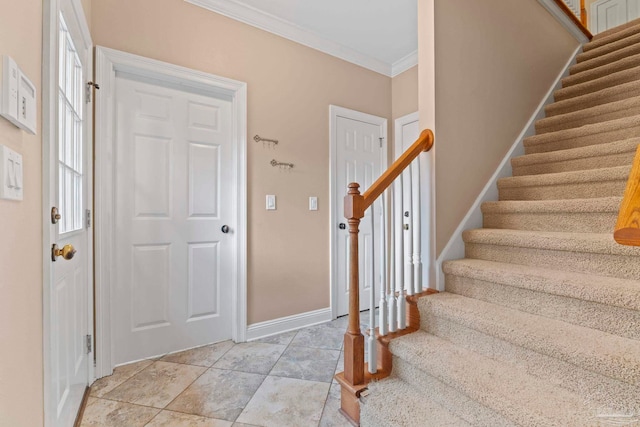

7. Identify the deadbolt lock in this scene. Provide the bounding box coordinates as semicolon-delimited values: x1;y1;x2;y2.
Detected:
51;207;61;224
52;244;76;262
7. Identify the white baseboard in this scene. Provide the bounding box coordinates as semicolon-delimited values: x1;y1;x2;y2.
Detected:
435;45;583;291
245;308;333;342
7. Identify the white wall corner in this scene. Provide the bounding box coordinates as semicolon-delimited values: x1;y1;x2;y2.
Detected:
537;0;590;43
245;308;333;342
434;45;583;291
391;50;418;77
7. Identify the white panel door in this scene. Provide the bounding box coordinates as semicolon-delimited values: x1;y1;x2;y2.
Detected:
48;2;93;425
113;75;234;364
591;0;640;33
334;115;385;316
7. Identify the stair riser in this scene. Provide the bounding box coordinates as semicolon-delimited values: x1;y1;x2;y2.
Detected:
524;123;640;154
445;274;640;341
390;357;517;427
535;103;640;135
545;82;640;117
498;180;626;201
512;151;636;176
577;32;640;63
568;52;640;85
465;242;640;281
553;70;640;102
419;310;639;414
482;211;617;233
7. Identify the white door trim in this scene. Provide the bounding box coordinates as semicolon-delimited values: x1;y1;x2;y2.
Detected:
94;46;248;377
394;111;436;289
42;0;94;424
329;105;388;319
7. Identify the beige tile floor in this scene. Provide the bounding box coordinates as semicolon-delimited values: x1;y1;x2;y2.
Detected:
81;316;363;427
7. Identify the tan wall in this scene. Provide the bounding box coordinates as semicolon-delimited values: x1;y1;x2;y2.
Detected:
392;66;419;121
91;0;392;324
427;0;579;255
0;0;43;425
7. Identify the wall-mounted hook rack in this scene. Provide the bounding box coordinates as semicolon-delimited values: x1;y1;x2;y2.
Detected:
271;159;294;170
254;135;278;148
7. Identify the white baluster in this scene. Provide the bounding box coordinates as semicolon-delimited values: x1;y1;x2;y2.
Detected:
386;190;397;333
395;177;406;329
412;158;422;294
368;202;377;374
404;165;414;296
378;197;388;338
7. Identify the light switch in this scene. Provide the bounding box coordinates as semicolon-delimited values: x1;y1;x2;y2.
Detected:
0;145;23;200
266;195;276;210
1;55;36;134
309;197;318;211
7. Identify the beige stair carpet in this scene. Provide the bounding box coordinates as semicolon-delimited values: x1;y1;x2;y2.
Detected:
360;20;640;427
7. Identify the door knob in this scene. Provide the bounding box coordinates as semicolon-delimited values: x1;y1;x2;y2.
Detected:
52;244;76;261
221;225;230;234
339;223;346;230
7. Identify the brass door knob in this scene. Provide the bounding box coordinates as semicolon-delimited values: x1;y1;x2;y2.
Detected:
52;244;76;261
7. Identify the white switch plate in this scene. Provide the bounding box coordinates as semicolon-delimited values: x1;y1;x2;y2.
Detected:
266;195;276;210
0;145;23;200
309;196;318;211
1;55;37;135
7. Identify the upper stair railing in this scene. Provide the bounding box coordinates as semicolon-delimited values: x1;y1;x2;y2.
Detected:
553;0;592;39
335;129;434;425
615;145;640;246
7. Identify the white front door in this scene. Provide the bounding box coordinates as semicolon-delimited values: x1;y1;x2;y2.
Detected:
591;0;640;33
46;1;93;425
112;75;234;364
331;106;387;317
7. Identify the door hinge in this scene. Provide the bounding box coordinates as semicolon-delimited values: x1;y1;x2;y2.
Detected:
379;137;384;148
86;81;100;103
86;209;91;228
86;334;92;354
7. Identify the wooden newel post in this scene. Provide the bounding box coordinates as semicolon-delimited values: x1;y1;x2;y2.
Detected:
343;182;365;386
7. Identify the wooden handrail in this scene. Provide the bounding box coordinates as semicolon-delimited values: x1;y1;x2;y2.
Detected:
580;0;588;27
551;0;593;39
338;129;434;424
614;145;640;246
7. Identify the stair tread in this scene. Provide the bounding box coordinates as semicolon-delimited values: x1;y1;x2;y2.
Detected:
574;35;640;71
390;330;597;426
462;228;640;256
523;114;640;151
363;377;472;427
442;258;640;311
535;95;640;133
416;293;640;385
513;138;639;168
553;64;640;101
546;79;640;117
497;165;630;188
481;197;621;214
589;17;640;44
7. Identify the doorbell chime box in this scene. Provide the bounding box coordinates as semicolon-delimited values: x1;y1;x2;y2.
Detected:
0;55;37;135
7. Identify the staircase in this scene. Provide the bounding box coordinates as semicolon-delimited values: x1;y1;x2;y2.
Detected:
360;21;640;427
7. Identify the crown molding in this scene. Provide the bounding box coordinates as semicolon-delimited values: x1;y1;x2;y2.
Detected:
186;0;396;76
391;50;418;77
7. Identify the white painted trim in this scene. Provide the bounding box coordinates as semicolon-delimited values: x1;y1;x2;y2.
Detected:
94;46;248;378
329;105;388;320
245;308;332;341
538;0;591;42
42;0;94;424
185;0;395;76
391;51;418;78
435;46;583;291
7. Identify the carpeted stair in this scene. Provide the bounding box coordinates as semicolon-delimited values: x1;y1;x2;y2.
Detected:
360;20;640;427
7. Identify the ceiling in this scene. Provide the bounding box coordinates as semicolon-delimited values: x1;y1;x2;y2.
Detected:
186;0;418;77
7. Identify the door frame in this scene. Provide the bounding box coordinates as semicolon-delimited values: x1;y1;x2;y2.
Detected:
329;105;388;319
42;0;94;424
394;111;436;290
94;47;248;378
